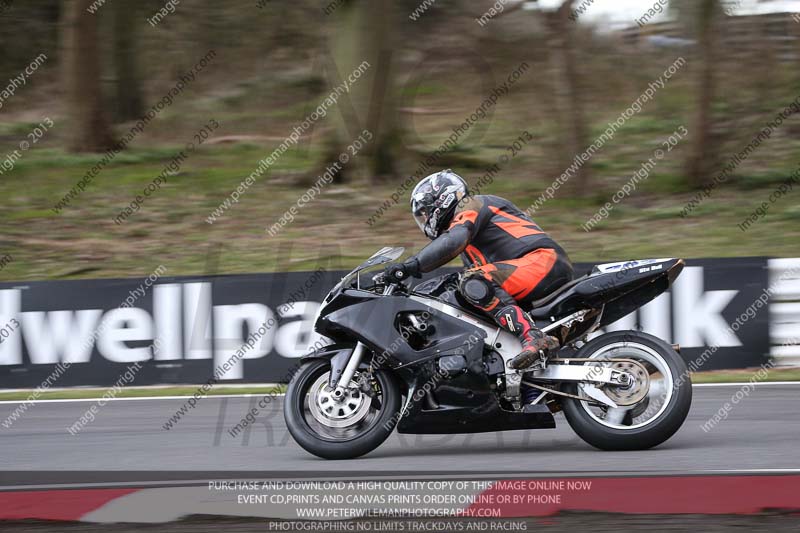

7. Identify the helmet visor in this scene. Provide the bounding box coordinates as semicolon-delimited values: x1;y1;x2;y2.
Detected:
412;200;429;234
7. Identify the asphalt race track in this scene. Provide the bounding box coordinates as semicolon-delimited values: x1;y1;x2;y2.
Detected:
1;383;798;485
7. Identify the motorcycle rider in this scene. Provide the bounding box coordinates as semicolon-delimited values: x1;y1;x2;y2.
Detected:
384;170;573;371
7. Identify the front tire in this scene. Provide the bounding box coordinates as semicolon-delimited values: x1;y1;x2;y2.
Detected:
284;358;401;459
561;330;692;451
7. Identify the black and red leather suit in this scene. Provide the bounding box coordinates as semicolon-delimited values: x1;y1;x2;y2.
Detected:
408;194;573;311
398;194;573;369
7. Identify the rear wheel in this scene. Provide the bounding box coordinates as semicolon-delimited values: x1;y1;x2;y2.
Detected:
284;358;401;459
561;330;692;450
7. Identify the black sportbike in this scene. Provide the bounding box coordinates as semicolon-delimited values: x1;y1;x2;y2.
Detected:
284;247;692;459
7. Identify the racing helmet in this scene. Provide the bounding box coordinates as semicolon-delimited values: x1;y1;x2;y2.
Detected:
410;170;468;239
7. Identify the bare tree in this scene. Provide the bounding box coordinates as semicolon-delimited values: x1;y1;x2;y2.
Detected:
321;0;401;184
112;0;144;122
547;0;591;193
674;0;724;187
61;0;115;152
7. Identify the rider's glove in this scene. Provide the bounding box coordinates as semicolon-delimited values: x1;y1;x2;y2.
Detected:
384;258;421;281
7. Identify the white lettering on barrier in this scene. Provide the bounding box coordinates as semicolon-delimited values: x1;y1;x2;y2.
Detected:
213;303;274;380
275;302;320;358
154;284;182;360
22;309;102;364
592;267;742;349
0;264;755;378
96;307;153;362
183;282;213;360
674;267;741;348
0;289;22;365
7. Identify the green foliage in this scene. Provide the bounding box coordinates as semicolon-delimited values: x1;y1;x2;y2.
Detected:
0;1;798;280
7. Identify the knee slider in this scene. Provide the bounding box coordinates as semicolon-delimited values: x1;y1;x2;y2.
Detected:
459;274;495;308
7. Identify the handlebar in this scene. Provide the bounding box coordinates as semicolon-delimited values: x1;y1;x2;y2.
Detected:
372;271;406;295
372;272;401;295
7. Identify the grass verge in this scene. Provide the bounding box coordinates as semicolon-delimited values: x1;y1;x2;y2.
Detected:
0;384;286;402
1;368;798;401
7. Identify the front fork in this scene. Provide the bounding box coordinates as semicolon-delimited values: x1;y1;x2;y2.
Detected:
331;282;398;398
331;342;367;400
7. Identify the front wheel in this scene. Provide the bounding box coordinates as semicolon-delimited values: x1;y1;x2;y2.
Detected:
561;330;692;451
284;358;401;459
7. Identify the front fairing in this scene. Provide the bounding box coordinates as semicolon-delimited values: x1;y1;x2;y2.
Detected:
319;292;487;369
326;246;404;298
315;288;380;338
313;247;404;337
412;272;460;298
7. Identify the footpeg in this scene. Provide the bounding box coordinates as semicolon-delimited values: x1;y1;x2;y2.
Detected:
522;403;549;415
509;350;549;371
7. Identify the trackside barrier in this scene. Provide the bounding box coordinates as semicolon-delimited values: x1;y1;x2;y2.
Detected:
769;258;800;366
0;257;798;387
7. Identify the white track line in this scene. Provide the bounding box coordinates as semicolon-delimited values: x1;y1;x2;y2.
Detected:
0;381;799;405
0;393;286;404
692;381;800;387
5;469;800;491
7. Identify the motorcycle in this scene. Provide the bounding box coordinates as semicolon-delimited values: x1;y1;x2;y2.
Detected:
284;247;692;459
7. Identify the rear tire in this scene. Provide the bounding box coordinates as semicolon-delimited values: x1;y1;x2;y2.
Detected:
284;359;401;460
561;330;692;451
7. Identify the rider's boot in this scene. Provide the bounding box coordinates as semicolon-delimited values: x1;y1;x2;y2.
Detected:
494;304;560;371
